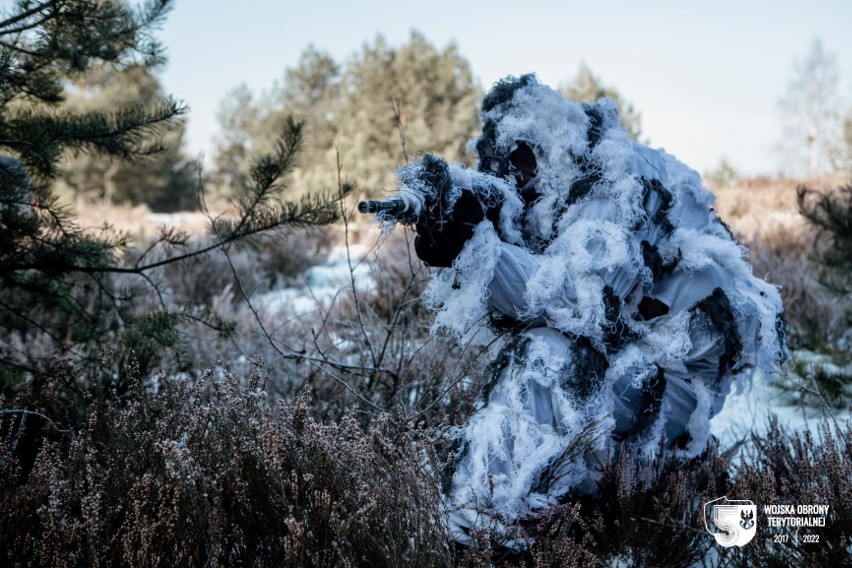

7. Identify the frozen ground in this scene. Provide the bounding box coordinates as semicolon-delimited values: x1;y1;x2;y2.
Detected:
711;365;850;455
253;244;376;318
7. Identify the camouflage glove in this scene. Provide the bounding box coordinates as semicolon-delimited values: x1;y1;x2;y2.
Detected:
415;190;484;267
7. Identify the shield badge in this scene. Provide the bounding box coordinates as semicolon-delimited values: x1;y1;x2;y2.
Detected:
703;496;757;547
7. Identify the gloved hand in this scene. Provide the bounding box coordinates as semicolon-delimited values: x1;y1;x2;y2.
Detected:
415;190;485;267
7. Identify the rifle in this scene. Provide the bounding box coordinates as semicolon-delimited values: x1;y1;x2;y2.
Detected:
357;154;522;266
357;197;410;217
358;153;517;228
357;154;458;227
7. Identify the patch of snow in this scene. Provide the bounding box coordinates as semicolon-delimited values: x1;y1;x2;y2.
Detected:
792;349;852;378
253;244;376;318
711;366;850;454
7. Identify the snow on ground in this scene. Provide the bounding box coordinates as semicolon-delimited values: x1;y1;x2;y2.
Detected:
711;363;850;455
254;244;377;318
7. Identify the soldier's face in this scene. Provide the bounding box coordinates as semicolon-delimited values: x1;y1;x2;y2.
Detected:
509;142;537;189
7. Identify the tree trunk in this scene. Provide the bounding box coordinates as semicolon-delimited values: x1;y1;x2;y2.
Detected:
102;162;119;206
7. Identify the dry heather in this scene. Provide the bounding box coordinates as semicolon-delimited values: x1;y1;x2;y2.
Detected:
3;363;848;567
1;364;454;567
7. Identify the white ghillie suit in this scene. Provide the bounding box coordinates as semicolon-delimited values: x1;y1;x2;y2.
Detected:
387;75;787;546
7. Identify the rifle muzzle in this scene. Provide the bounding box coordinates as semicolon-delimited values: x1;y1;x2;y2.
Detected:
357;198;409;217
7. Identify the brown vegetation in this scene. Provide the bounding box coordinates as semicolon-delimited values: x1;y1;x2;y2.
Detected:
3;359;848;566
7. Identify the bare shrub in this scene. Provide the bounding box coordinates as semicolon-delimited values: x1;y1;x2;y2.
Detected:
744;224;839;351
234;222;490;427
319;227;484;425
783;352;852;409
160;248;260;306
255;226;337;287
159;227;335;307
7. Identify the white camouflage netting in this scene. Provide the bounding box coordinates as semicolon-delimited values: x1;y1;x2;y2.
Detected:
388;76;787;546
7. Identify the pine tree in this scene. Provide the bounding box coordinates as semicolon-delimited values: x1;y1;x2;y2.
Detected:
213;32;480;200
262;45;341;197
338;31;480;191
210;83;260;207
0;1;347;386
794;182;852;405
797;182;852;294
60;62;197;211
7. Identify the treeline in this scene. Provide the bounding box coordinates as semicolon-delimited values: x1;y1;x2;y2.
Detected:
53;29;852;212
211;34;480;203
59;31;648;211
57;32;482;211
210;38;645;205
59;63;198;211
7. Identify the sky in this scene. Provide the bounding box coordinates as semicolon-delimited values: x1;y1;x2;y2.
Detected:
157;0;852;178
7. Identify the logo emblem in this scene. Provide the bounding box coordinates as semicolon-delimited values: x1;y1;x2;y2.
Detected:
704;496;757;547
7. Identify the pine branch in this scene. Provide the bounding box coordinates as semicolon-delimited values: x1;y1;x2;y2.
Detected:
797;183;852;293
0;0;65;32
1;98;186;179
0;1;349;381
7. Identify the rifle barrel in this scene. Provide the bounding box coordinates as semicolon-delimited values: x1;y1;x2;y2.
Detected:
357;198;407;216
